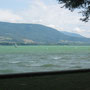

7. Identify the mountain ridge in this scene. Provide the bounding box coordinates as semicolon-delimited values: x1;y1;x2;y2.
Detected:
0;22;90;45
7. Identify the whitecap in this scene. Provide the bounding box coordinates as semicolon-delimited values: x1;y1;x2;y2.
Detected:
53;56;62;60
9;61;21;64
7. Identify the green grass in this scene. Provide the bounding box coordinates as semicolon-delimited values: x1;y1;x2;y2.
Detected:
0;45;90;54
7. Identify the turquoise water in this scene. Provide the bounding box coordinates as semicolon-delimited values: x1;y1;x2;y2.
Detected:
0;46;90;74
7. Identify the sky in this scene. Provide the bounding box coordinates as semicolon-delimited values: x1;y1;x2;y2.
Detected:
0;0;90;37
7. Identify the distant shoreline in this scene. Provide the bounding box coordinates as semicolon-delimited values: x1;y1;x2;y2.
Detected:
0;44;90;46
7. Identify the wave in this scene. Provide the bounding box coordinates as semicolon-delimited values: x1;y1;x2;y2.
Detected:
9;61;21;64
41;64;59;67
24;63;59;67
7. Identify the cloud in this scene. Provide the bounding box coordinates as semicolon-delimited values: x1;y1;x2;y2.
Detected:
19;0;81;27
73;27;85;33
47;24;56;28
0;9;23;23
71;27;90;38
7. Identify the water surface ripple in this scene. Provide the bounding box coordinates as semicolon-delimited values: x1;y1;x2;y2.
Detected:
0;46;90;74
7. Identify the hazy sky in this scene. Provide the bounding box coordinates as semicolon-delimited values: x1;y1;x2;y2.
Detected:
0;0;90;37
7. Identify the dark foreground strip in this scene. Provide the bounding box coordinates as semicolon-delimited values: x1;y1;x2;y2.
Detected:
0;69;90;90
0;69;90;79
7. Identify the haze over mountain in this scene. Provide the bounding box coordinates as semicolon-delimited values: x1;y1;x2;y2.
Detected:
62;31;85;38
0;22;90;45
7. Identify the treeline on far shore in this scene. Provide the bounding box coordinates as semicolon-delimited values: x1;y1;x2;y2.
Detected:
0;42;90;46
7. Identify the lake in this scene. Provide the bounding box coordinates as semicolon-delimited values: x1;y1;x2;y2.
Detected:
0;45;90;74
